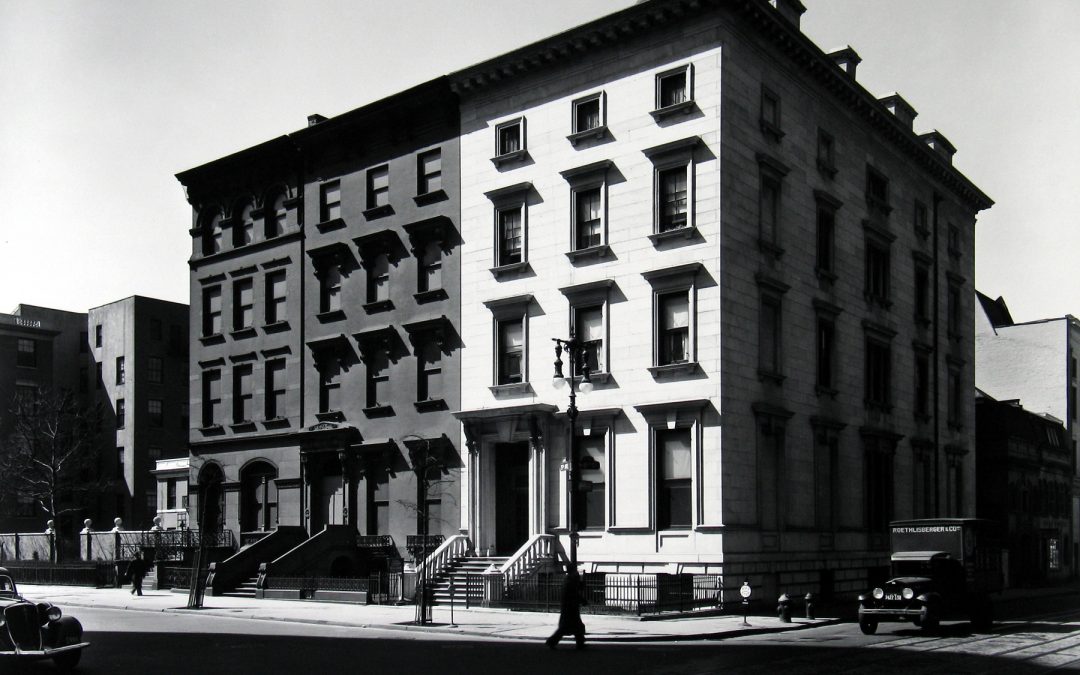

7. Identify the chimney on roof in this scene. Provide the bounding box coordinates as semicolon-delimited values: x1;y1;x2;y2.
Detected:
827;46;861;79
770;0;806;28
878;93;918;130
307;114;328;127
920;130;956;164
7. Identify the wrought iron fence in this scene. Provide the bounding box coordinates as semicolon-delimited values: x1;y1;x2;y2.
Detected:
159;565;209;590
0;561;116;588
496;573;721;615
0;533;54;562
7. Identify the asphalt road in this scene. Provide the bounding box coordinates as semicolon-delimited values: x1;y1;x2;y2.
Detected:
9;594;1080;675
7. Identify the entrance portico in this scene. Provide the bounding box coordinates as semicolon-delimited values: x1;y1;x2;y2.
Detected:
456;404;557;556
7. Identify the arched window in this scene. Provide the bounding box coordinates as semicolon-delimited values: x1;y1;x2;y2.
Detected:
235;200;255;247
201;210;224;256
267;191;287;238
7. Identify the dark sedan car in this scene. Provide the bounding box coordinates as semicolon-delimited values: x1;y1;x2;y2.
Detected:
0;567;88;671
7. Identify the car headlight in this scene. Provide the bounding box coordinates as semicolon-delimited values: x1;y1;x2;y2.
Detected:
0;613;5;628
872;587;884;600
902;587;915;601
46;605;62;622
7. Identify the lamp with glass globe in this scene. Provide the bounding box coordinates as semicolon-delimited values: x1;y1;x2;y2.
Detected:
551;332;593;569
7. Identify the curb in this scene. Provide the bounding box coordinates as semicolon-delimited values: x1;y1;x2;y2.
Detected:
50;597;839;643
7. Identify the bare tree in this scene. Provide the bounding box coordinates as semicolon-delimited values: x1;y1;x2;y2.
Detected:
0;388;107;528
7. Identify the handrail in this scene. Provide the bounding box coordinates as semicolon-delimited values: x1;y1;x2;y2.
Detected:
499;534;557;590
418;534;471;581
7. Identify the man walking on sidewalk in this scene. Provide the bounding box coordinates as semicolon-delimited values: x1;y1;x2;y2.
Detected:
546;568;586;650
128;553;147;596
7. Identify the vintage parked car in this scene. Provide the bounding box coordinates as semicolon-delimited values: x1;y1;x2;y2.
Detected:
0;567;89;671
858;519;1002;635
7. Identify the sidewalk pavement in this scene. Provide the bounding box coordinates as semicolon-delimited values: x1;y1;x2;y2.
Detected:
15;584;834;643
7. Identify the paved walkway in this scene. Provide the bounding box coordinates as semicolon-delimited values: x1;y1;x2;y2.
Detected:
16;583;832;643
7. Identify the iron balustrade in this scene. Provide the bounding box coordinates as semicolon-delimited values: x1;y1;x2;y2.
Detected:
357;535;394;549
406;535;444;559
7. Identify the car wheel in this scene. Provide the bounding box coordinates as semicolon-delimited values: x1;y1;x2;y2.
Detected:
921;614;939;631
53;650;82;672
911;616;922;627
859;619;878;635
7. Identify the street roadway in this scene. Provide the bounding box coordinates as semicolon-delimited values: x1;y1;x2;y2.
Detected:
11;594;1080;674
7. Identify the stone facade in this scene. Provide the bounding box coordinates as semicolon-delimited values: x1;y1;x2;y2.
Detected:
452;0;990;601
177;81;463;563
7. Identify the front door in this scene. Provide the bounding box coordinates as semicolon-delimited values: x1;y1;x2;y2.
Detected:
494;442;530;555
320;475;345;527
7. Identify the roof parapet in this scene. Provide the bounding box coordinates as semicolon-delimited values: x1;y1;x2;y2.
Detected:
920;130;957;164
878;93;918;130
827;46;861;79
769;0;806;28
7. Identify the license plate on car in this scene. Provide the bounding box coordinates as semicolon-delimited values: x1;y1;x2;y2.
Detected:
885;594;902;601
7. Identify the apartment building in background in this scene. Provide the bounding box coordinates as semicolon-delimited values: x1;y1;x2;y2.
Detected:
0;305;89;532
975;291;1080;576
88;296;190;529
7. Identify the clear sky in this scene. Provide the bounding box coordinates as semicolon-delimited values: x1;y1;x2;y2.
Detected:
1;0;1076;323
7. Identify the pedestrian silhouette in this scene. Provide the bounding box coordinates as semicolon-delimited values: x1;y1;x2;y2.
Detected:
546;568;586;649
128;553;146;596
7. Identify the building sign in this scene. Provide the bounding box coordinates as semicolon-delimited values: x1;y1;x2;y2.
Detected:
3;317;42;328
1049;538;1060;570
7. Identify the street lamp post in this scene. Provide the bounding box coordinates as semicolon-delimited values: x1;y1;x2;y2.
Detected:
552;331;593;571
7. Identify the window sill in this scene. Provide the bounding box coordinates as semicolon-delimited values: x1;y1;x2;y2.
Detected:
814;268;837;284
199;424;224;435
315;410;345;422
489;382;533;398
491;149;528;168
229;421;257;433
413;289;448;304
567;125;609;147
816;159;838;179
198;333;225;345
315;218;346;233
363;204;394;221
649;100;695;122
489;261;531;279
864;296;893;310
757;238;785;259
230;327;257;340
647;362;699;379
362;405;394;418
648;226;698;246
414;398;448;413
759;119;785;141
757;369;786;385
815;385;838;399
263;321;290;334
263;417;291;429
565;244;611;263
362;299;394;314
866;197;893;217
413;189;448;207
316;309;346;323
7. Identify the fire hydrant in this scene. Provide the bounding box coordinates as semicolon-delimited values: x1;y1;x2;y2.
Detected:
777;593;792;622
804;592;816;620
